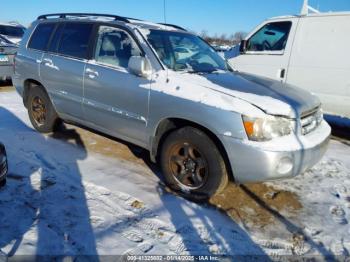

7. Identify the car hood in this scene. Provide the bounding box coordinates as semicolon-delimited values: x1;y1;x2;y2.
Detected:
192;71;321;119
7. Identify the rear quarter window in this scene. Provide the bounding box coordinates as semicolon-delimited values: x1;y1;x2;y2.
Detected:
28;23;56;51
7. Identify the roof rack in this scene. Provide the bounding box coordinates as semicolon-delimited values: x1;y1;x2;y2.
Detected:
158;23;187;31
37;13;130;23
36;13;187;32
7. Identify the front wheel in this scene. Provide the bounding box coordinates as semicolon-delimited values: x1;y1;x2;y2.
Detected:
28;86;60;133
160;127;229;201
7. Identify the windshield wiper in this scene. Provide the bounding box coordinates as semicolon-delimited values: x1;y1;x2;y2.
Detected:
186;69;224;74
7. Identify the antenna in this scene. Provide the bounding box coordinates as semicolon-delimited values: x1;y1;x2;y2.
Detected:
163;0;167;24
163;0;170;83
301;0;320;15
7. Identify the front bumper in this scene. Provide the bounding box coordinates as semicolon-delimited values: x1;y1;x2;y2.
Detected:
221;121;331;183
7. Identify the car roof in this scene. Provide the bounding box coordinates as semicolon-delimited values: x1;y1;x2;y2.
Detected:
269;11;350;21
36;13;187;33
0;21;25;28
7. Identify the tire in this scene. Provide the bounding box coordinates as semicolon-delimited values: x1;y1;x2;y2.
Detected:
160;127;229;201
0;179;6;188
27;86;60;133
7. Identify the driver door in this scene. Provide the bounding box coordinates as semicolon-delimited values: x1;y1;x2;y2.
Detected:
230;20;298;82
83;25;151;147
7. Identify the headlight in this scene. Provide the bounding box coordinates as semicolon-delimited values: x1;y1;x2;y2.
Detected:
242;115;294;141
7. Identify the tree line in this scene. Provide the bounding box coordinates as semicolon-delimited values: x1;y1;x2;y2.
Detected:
199;30;247;46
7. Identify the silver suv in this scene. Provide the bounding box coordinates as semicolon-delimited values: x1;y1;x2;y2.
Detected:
13;13;331;200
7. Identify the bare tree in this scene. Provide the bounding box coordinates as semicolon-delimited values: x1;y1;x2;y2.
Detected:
232;31;247;44
197;30;247;47
200;30;208;39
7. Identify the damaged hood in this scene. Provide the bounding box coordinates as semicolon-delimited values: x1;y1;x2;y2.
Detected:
195;71;321;118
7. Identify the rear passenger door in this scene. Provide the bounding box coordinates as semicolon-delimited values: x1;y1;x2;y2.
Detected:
40;22;93;120
83;25;151;147
18;22;56;89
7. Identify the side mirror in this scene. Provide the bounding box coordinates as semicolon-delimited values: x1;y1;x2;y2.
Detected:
128;56;152;78
239;40;248;54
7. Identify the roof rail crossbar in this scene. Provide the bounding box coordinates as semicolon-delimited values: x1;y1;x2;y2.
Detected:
158;23;187;31
37;13;130;23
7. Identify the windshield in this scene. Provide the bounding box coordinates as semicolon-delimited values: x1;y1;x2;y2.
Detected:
146;30;229;73
0;25;25;38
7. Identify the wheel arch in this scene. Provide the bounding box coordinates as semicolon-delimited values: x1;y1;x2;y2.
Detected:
150;117;234;182
23;79;46;108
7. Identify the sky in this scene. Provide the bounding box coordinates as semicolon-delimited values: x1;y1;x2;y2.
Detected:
3;0;350;35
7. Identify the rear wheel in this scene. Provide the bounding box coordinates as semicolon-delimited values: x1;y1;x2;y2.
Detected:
28;86;60;133
0;179;6;188
160;127;228;201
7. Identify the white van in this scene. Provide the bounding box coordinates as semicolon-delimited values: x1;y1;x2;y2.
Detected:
228;11;350;118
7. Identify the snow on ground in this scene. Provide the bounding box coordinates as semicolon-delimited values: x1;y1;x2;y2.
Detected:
0;89;350;259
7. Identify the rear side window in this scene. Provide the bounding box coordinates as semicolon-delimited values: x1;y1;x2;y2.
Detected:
28;23;56;51
57;23;93;59
48;24;64;53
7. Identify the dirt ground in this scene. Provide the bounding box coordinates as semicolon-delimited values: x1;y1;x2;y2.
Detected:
3;83;342;230
0;84;13;93
211;183;302;229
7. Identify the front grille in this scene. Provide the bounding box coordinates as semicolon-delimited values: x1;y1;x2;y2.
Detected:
301;107;323;135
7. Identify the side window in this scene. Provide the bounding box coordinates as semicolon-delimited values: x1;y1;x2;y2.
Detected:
57;23;93;59
48;24;64;53
28;23;56;51
247;22;292;52
94;26;142;69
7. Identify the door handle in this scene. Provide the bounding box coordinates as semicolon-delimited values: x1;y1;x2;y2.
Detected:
85;68;99;78
43;58;53;67
279;68;286;79
43;58;53;66
42;58;58;70
43;58;53;63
